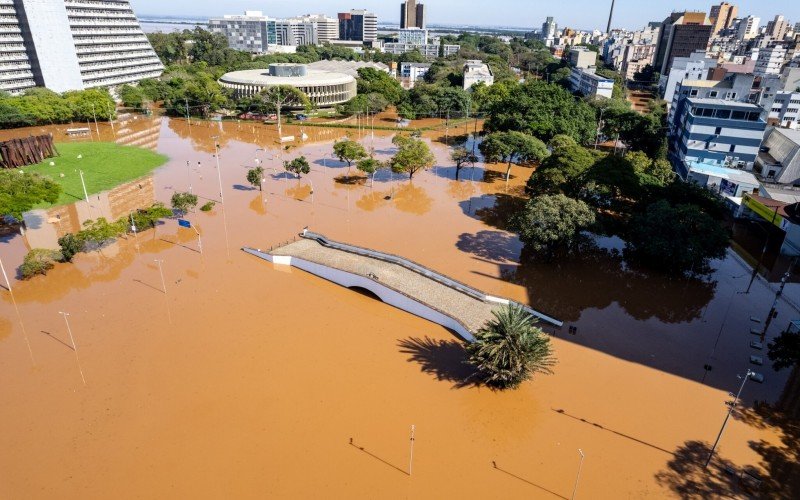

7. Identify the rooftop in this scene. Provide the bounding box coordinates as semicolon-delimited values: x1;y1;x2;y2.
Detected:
686;97;762;109
687;160;760;185
219;68;355;87
306;60;389;78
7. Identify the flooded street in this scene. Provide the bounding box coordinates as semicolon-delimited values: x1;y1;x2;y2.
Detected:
1;117;798;498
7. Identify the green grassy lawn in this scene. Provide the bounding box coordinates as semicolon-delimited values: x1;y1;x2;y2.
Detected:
25;142;168;208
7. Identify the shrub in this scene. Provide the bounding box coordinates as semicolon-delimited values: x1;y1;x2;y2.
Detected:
200;201;216;212
171;192;199;214
58;233;84;262
20;249;59;279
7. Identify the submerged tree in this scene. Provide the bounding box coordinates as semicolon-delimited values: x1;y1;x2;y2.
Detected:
479;131;548;182
466;304;556;389
247;166;264;191
171;191;198;214
356;157;382;186
259;85;311;136
333;138;368;174
451;146;478;180
0;170;61;220
389;135;435;180
284;156;311;178
768;329;800;371
511;194;595;255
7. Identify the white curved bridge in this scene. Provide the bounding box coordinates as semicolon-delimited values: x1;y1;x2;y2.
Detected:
243;231;562;342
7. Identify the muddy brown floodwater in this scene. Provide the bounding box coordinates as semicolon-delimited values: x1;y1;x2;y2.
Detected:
1;117;798;499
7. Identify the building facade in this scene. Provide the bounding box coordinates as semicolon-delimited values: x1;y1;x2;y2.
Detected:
654;11;714;75
757;127;800;184
384;42;459;59
709;2;738;35
400;0;425;30
398;28;427;45
568;67;614;98
737;15;760;41
540;17;557;46
568;47;596;69
400;62;431;86
463;60;493;90
275;19;317;46
660;50;715;107
0;0;163;94
754;45;788;77
338;10;377;44
208;12;277;53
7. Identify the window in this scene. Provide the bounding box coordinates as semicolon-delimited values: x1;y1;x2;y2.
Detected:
731;110;746;120
690;89;699;97
716;110;731;119
726;92;737;99
709;90;719;98
715;127;722;135
701;108;715;117
729;144;736;153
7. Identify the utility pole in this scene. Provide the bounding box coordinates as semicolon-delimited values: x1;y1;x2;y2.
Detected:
760;270;791;343
705;370;754;468
0;254;11;292
594;108;605;150
154;259;167;294
571;449;585;499
59;312;86;386
214;143;225;203
79;170;90;203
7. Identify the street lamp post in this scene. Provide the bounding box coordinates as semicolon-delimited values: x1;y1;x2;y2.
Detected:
0;254;11;292
745;221;770;294
59;311;86;386
571;449;585;500
79;169;90;203
186;161;192;193
213;141;225;203
594;108;605;150
759;270;791;343
704;369;755;468
154;259;167;294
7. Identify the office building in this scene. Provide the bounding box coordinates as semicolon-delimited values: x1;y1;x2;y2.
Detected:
541;17;558;45
568;47;597;69
767;92;800;130
755;45;788;77
275;19;317;46
400;0;425;30
293;14;339;44
208;12;277;53
654;11;714;75
338;10;377;44
737;15;760;41
709;2;738;35
0;0;163;94
398;28;428;46
568;67;614;98
668;73;755;131
384;43;459;60
660;51;715;107
766;15;791;41
463;60;494;90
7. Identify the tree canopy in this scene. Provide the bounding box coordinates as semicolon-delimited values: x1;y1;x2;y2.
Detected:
333;138;368;172
284;156;311;178
482;80;596;143
0;170;61;220
511;194;596;255
768;329;800;371
466;304;556;389
390;135;436;179
479;131;548;181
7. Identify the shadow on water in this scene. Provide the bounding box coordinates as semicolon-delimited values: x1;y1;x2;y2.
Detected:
491;462;568;499
348;439;408;476
397;336;479;389
470;241;717;324
456;230;522;263
459;193;526;231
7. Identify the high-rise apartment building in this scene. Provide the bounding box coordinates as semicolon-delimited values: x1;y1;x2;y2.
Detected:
397;28;428;45
653;11;714;75
540;17;558;44
0;0;163;94
755;44;788;77
400;0;425;30
338;10;377;44
766;15;791;41
709;2;738;35
737;15;760;41
208;12;277;53
275;19;317;46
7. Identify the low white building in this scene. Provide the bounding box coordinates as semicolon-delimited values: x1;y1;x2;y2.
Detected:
568;67;614;99
463;60;493;90
660;50;716;109
568;47;596;69
383;43;459;59
398;28;428;45
400;62;431;86
755;45;788;77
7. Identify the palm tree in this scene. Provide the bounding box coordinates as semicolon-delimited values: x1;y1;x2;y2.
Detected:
466;304;556;389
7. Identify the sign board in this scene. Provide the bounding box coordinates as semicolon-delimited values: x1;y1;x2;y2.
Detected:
742;195;788;231
178;219;191;229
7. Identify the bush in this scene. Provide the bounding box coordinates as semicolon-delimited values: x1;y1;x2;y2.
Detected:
58;234;83;262
131;202;173;230
200;201;216;212
171;192;198;214
20;249;59;279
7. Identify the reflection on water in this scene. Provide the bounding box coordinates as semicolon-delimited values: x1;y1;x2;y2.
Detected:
392;182;433;215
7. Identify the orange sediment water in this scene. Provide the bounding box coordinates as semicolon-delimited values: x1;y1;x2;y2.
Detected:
0;118;796;498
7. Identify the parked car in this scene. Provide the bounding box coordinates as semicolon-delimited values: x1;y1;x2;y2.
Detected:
295;114;308;121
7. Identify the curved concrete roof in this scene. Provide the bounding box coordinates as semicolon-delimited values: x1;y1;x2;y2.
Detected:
219;69;355;87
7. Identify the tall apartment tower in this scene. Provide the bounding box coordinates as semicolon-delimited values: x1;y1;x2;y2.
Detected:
0;0;162;94
294;14;339;43
400;0;425;30
540;17;558;42
737;15;760;41
709;2;738;35
653;11;713;75
766;15;791;41
338;10;377;44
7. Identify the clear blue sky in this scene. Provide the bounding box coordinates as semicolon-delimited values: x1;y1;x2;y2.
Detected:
130;0;799;31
